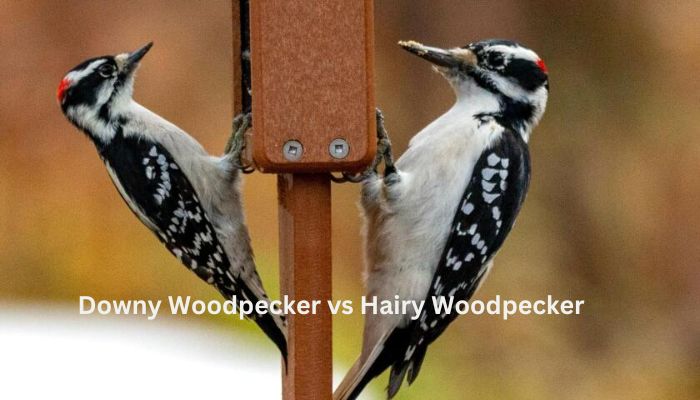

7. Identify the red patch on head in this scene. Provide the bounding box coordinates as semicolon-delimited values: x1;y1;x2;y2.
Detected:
57;78;71;103
536;59;548;74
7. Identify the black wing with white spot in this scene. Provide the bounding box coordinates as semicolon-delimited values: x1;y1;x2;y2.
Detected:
98;133;286;359
390;127;531;391
101;134;231;285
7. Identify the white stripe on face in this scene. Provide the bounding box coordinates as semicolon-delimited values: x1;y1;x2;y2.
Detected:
487;45;540;64
64;59;107;85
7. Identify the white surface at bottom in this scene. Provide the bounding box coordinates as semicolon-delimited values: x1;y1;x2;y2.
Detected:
0;304;284;399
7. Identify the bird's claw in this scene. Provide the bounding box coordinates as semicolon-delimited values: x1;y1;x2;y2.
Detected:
376;109;397;176
226;113;255;173
331;108;397;184
336;170;373;183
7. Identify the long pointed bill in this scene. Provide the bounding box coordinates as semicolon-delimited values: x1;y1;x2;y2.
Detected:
123;42;153;73
398;40;476;69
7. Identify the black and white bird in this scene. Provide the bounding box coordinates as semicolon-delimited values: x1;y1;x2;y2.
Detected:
334;39;549;399
57;43;287;359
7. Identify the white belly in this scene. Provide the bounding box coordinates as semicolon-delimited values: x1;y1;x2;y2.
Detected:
361;107;501;329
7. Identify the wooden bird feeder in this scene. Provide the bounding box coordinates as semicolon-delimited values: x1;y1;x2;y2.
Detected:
232;1;375;398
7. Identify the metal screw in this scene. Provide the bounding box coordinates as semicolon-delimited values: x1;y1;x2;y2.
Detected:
283;140;303;161
329;138;349;159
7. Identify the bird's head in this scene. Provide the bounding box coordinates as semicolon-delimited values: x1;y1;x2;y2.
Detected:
57;42;153;134
399;39;548;134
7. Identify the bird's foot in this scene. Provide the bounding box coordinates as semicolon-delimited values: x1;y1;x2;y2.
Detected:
340;144;384;183
376;108;397;177
338;108;396;183
383;168;401;186
225;113;254;173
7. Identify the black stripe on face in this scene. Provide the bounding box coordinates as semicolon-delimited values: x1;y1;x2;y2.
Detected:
60;57;117;111
467;69;535;132
503;58;548;91
465;40;548;93
68;57;109;74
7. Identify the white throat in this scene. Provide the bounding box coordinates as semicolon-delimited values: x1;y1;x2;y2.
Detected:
452;78;501;117
67;104;116;144
67;90;136;146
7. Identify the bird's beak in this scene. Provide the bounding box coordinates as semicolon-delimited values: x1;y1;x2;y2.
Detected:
122;42;153;73
398;40;476;69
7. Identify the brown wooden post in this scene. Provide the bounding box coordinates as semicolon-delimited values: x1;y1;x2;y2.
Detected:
237;1;375;398
278;173;332;399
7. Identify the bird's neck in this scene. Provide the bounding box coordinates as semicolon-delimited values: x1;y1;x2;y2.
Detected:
67;105;117;149
68;98;138;149
493;96;536;142
454;81;535;142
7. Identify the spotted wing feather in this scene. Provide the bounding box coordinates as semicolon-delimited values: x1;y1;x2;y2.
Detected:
98;134;287;359
101;136;228;281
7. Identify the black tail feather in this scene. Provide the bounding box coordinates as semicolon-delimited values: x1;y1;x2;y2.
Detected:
344;328;412;400
387;362;409;399
387;343;428;398
407;345;427;384
346;364;382;400
255;312;288;368
221;283;288;367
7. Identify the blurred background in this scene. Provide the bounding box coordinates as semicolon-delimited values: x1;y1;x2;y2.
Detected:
1;0;698;399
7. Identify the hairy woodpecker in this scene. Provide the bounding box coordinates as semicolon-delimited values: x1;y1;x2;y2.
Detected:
57;43;287;359
334;39;549;399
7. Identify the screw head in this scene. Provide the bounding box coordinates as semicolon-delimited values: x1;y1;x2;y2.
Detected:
283;140;303;161
329;138;349;159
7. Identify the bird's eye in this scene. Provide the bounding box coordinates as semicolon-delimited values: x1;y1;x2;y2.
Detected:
485;53;505;69
98;64;116;78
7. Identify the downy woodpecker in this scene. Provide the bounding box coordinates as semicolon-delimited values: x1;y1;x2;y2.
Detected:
335;39;549;399
57;43;287;359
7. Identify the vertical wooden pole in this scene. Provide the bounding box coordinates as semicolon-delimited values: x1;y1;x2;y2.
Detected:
231;1;242;115
278;173;333;400
235;2;334;397
237;1;372;398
